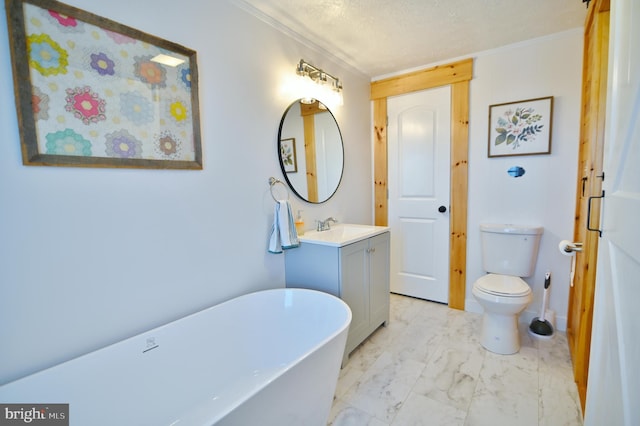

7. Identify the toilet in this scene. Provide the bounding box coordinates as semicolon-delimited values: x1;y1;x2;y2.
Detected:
472;223;543;354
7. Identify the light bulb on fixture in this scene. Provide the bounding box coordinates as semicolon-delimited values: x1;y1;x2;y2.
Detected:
295;72;322;104
295;59;343;107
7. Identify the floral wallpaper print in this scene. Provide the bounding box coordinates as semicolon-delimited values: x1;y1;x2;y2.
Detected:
488;97;553;157
22;2;196;162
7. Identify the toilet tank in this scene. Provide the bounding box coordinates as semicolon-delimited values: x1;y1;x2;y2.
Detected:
480;223;543;277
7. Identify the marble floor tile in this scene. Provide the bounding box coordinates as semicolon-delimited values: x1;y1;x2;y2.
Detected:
385;318;443;364
465;348;539;426
330;294;583;426
411;344;485;411
391;392;466;426
539;371;583;426
341;351;426;423
328;399;388;426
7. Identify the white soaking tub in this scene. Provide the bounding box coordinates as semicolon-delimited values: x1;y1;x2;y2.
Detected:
0;288;352;425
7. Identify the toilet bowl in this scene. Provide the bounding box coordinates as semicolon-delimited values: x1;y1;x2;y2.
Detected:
472;223;543;355
472;274;532;354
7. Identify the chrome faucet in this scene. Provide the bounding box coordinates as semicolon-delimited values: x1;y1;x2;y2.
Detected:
317;217;338;231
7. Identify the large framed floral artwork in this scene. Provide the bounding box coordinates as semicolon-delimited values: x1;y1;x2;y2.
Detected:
487;96;553;158
5;0;202;169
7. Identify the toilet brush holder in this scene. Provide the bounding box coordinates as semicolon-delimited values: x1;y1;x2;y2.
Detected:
529;272;554;339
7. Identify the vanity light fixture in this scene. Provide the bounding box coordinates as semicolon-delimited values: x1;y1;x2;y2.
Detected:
296;59;343;106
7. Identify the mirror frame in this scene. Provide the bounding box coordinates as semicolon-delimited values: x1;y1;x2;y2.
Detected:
277;99;344;203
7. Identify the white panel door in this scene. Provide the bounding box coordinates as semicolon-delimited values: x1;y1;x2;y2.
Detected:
388;86;451;303
584;0;640;424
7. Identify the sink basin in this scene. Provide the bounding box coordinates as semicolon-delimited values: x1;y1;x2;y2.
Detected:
299;224;390;247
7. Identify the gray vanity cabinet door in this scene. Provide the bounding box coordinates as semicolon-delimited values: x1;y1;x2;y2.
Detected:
369;232;391;328
339;239;370;352
285;232;391;364
339;232;391;359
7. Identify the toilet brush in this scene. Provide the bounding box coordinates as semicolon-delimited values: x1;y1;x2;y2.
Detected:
529;272;554;337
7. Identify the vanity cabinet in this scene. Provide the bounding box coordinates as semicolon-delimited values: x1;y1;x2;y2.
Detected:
285;232;390;364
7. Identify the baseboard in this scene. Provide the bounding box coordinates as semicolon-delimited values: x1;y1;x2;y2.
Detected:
464;298;567;332
521;308;567;332
464;298;483;315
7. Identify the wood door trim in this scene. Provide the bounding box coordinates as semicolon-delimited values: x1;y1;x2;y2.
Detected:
303;114;318;202
567;0;609;412
371;58;472;310
371;59;473;100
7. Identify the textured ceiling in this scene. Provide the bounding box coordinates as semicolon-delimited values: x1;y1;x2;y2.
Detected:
235;0;587;77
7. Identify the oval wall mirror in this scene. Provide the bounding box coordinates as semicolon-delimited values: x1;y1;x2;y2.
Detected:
277;99;344;203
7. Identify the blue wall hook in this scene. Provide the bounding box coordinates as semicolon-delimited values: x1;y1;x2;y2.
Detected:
507;166;526;178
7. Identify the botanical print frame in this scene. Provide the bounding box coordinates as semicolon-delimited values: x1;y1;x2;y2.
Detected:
280;138;297;173
488;96;553;158
5;0;202;169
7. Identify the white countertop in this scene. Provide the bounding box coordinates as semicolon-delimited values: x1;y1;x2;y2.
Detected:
298;224;390;247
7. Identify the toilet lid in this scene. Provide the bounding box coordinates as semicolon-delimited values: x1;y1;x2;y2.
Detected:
475;274;531;297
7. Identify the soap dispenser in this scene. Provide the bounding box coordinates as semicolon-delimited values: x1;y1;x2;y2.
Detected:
295;210;305;236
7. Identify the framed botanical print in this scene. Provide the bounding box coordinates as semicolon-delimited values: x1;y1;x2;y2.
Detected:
488;96;553;158
279;138;297;173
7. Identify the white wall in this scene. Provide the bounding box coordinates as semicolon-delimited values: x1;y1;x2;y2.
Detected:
465;30;584;330
0;0;372;384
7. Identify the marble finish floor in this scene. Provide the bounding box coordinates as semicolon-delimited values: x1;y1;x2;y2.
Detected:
328;294;583;426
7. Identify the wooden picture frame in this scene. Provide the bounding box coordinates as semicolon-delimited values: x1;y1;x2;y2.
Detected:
280;138;297;173
5;0;202;169
488;96;553;158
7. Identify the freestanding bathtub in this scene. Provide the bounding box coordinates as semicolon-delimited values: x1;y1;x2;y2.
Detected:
0;288;351;425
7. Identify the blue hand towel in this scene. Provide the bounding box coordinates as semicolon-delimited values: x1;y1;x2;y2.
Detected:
268;200;300;253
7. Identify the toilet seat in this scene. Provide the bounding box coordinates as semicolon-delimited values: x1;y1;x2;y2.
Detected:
474;273;531;297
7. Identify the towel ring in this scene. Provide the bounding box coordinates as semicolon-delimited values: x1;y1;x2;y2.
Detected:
269;177;290;202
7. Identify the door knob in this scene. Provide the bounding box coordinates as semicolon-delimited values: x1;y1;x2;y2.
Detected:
438;205;447;213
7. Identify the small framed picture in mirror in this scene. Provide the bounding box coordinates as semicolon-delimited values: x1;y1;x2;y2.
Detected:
280;138;298;173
